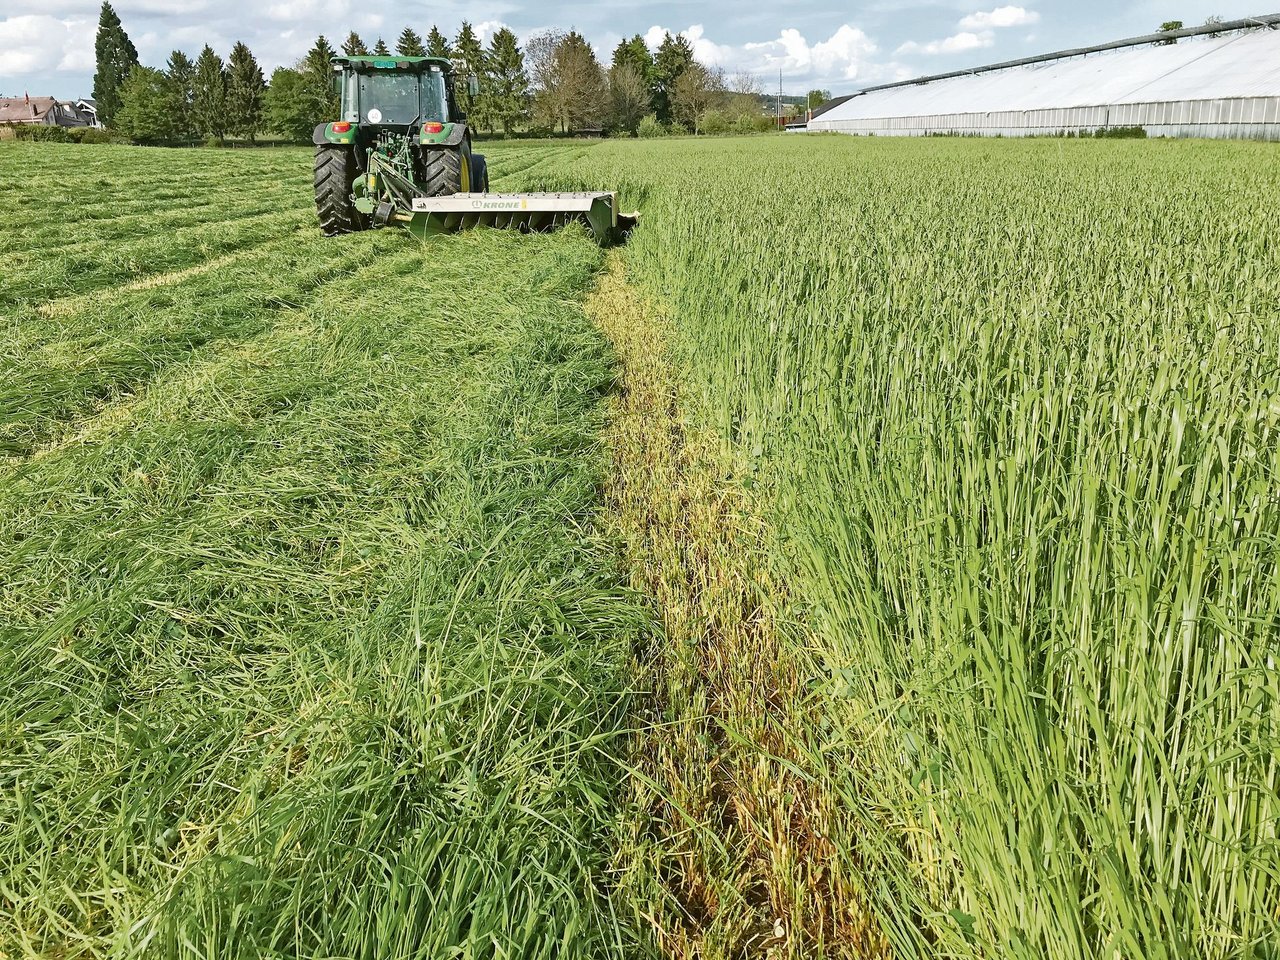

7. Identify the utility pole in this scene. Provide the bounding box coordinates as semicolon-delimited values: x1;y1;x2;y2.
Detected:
777;69;782;127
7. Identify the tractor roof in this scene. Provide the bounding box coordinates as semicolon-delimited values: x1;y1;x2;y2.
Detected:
334;55;453;71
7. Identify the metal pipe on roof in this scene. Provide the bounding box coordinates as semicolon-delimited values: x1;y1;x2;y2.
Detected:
853;13;1280;97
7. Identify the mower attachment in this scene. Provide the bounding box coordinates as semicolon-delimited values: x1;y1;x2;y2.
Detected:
400;192;637;242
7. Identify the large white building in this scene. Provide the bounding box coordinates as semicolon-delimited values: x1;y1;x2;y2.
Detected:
809;16;1280;140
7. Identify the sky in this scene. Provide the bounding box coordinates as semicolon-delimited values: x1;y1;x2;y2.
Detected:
0;0;1269;99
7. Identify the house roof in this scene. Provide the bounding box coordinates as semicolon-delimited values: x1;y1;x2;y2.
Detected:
0;96;55;123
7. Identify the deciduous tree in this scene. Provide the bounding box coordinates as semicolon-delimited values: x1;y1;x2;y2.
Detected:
115;65;172;143
671;61;721;134
607;62;648;134
526;30;565;131
560;32;606;130
264;66;312;141
530;31;605;132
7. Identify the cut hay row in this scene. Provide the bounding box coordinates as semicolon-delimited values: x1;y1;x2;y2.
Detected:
0;232;363;458
0;208;318;309
0;144;650;958
1;157;307;261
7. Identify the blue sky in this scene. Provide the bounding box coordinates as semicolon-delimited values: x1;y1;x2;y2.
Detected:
0;1;1267;99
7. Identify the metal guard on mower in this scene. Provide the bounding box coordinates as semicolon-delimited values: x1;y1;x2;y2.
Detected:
401;192;637;242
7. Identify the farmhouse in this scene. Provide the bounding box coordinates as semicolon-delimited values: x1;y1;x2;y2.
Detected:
0;96;100;128
809;14;1280;139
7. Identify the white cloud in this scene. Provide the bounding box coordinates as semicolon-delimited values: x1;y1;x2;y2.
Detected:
266;0;352;24
747;25;878;80
681;25;734;67
644;23;878;85
11;5;895;98
895;5;1037;59
896;30;994;55
958;6;1040;30
474;20;509;45
0;14;93;74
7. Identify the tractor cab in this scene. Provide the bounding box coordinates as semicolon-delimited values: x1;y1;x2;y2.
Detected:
334;56;456;129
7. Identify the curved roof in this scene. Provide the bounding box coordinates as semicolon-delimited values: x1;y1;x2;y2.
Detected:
814;28;1280;124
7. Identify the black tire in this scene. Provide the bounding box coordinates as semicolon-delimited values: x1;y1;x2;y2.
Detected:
314;146;367;236
471;153;489;193
417;146;465;196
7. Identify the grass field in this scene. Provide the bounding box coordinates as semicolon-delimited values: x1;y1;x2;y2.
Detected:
0;142;647;958
2;136;1278;960
549;136;1280;959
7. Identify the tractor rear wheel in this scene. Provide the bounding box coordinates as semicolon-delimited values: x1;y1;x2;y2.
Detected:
417;146;466;196
314;146;366;236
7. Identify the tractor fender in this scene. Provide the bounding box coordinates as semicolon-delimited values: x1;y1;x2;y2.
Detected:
418;122;469;148
314;122;359;146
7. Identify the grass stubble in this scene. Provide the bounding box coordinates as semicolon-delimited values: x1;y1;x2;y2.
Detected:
588;256;889;959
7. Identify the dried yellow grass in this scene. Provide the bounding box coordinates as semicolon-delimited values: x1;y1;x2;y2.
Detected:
589;255;887;959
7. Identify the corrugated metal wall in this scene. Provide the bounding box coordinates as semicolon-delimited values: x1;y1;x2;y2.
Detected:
810;28;1280;140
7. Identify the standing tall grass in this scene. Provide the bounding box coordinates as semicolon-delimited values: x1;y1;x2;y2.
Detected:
544;136;1280;957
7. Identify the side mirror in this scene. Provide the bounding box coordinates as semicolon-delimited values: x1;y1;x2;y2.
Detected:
468;75;479;98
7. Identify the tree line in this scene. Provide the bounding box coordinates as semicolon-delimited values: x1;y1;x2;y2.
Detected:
89;2;800;145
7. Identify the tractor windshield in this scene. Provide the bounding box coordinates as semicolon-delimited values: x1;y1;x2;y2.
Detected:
355;70;447;126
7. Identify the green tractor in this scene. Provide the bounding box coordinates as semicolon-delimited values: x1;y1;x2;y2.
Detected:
313;55;634;241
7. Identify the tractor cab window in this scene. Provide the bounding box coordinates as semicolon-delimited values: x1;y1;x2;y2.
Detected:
356;70;447;126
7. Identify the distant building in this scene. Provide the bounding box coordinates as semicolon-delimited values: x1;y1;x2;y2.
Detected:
0;96;100;128
807;15;1280;140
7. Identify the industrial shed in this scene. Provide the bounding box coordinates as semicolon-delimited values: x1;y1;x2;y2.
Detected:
809;16;1280;140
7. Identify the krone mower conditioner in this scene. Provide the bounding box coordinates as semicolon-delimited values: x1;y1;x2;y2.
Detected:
313;56;635;241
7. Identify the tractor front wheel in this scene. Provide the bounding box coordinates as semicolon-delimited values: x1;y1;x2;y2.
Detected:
314;146;367;236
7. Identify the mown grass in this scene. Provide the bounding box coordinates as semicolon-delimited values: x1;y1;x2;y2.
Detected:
1;142;653;958
539;136;1280;958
